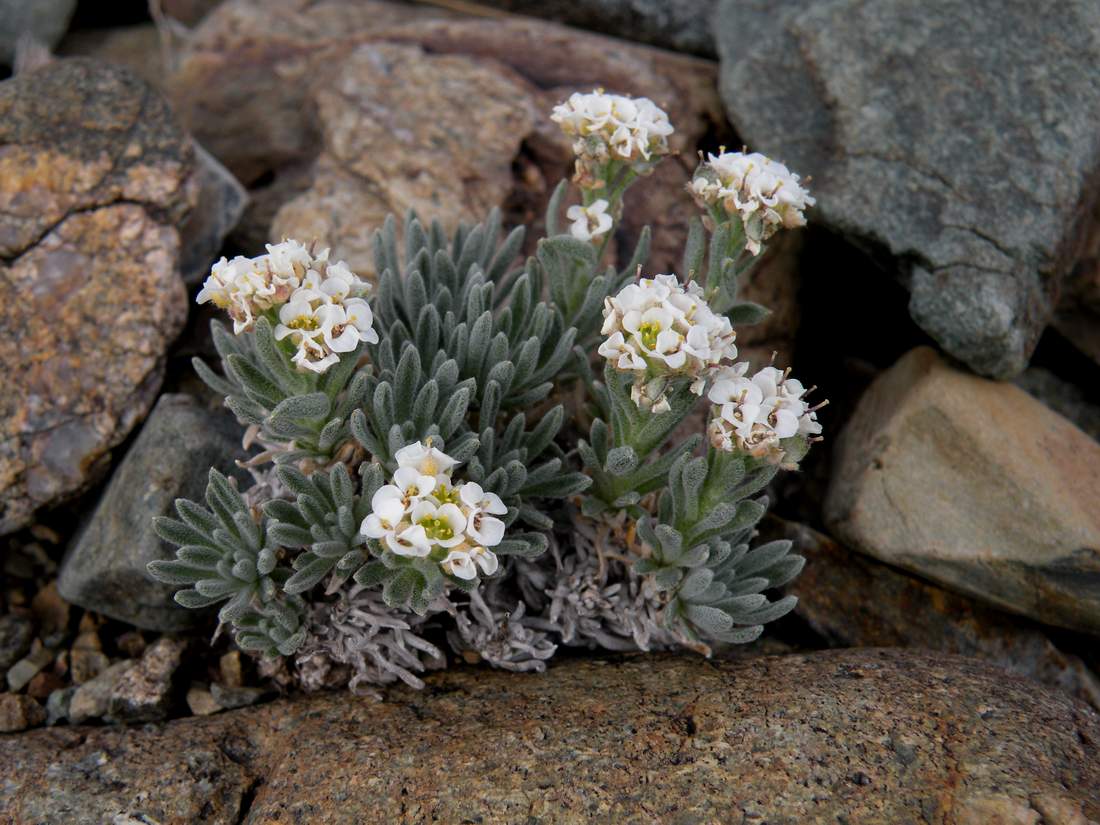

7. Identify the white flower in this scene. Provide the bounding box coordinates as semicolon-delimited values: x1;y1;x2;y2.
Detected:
598;273;737;411
458;482;508;516
551;90;673;187
442;546;499;580
359;442;510;584
707;362;823;462
386;523;432;557
409;500;467;549
690;151;814;255
395;441;458;478
567;199;613;241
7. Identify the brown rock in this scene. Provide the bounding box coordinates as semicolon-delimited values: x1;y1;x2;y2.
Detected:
773;518;1100;709
270;41;534;276
167;0;728;274
218;649;242;687
30;581;69;640
69;647;109;686
3;651;1100;823
0;59;195;534
57;24;165;88
0;693;45;732
67;660;132;724
25;670;64;701
185;684;221;716
824;346;1100;634
107;637;186;723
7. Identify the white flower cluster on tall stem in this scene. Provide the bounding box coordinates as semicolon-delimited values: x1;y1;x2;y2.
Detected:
196;240;378;374
707;363;823;463
551;90;673;188
360;442;507;581
598;273;737;412
689;151;815;255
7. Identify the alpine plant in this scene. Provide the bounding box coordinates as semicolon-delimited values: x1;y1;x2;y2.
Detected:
149;88;824;690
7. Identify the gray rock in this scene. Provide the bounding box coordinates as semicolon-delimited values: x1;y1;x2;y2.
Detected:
474;0;718;56
179;142;249;286
6;646;52;693
717;0;1100;378
3;652;1100;823
0;614;34;673
0;0;76;64
45;686;75;726
210;681;271;710
58;394;247;632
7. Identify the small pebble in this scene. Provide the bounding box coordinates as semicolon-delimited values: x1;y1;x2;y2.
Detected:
186;685;221;716
0;692;46;732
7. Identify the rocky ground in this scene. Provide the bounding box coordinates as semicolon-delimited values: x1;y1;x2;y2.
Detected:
1;0;1099;822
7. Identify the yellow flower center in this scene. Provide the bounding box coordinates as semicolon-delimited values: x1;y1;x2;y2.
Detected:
434;484;460;505
287;316;318;331
638;321;662;350
419;516;454;542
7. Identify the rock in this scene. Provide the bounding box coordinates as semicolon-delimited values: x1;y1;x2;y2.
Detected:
824;346;1100;633
0;614;34;673
773;518;1100;709
162;0;227;26
0;59;196;534
0;0;77;65
67;660;132;724
218;650;242;687
473;0;718;56
45;686;74;725
167;0;725;275
179;142;248;286
185;685;221;716
717;0;1100;379
2;651;1100;823
209;682;270;710
69;647;109;686
58;393;247;632
106;637;186;723
1016;367;1100;443
26;670;64;701
6;645;52;693
0;693;45;732
57;24;165;88
270;41;533;276
30;581;69;642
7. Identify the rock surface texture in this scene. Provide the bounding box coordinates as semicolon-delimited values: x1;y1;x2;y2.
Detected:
1;651;1098;824
825;347;1100;634
717;0;1100;378
0;59;196;534
58;393;247;631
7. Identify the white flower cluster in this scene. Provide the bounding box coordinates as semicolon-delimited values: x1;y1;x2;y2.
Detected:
196;240;378;374
360;442;506;581
551;90;673;187
707;364;823;462
689;151;815;255
598;273;737;412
